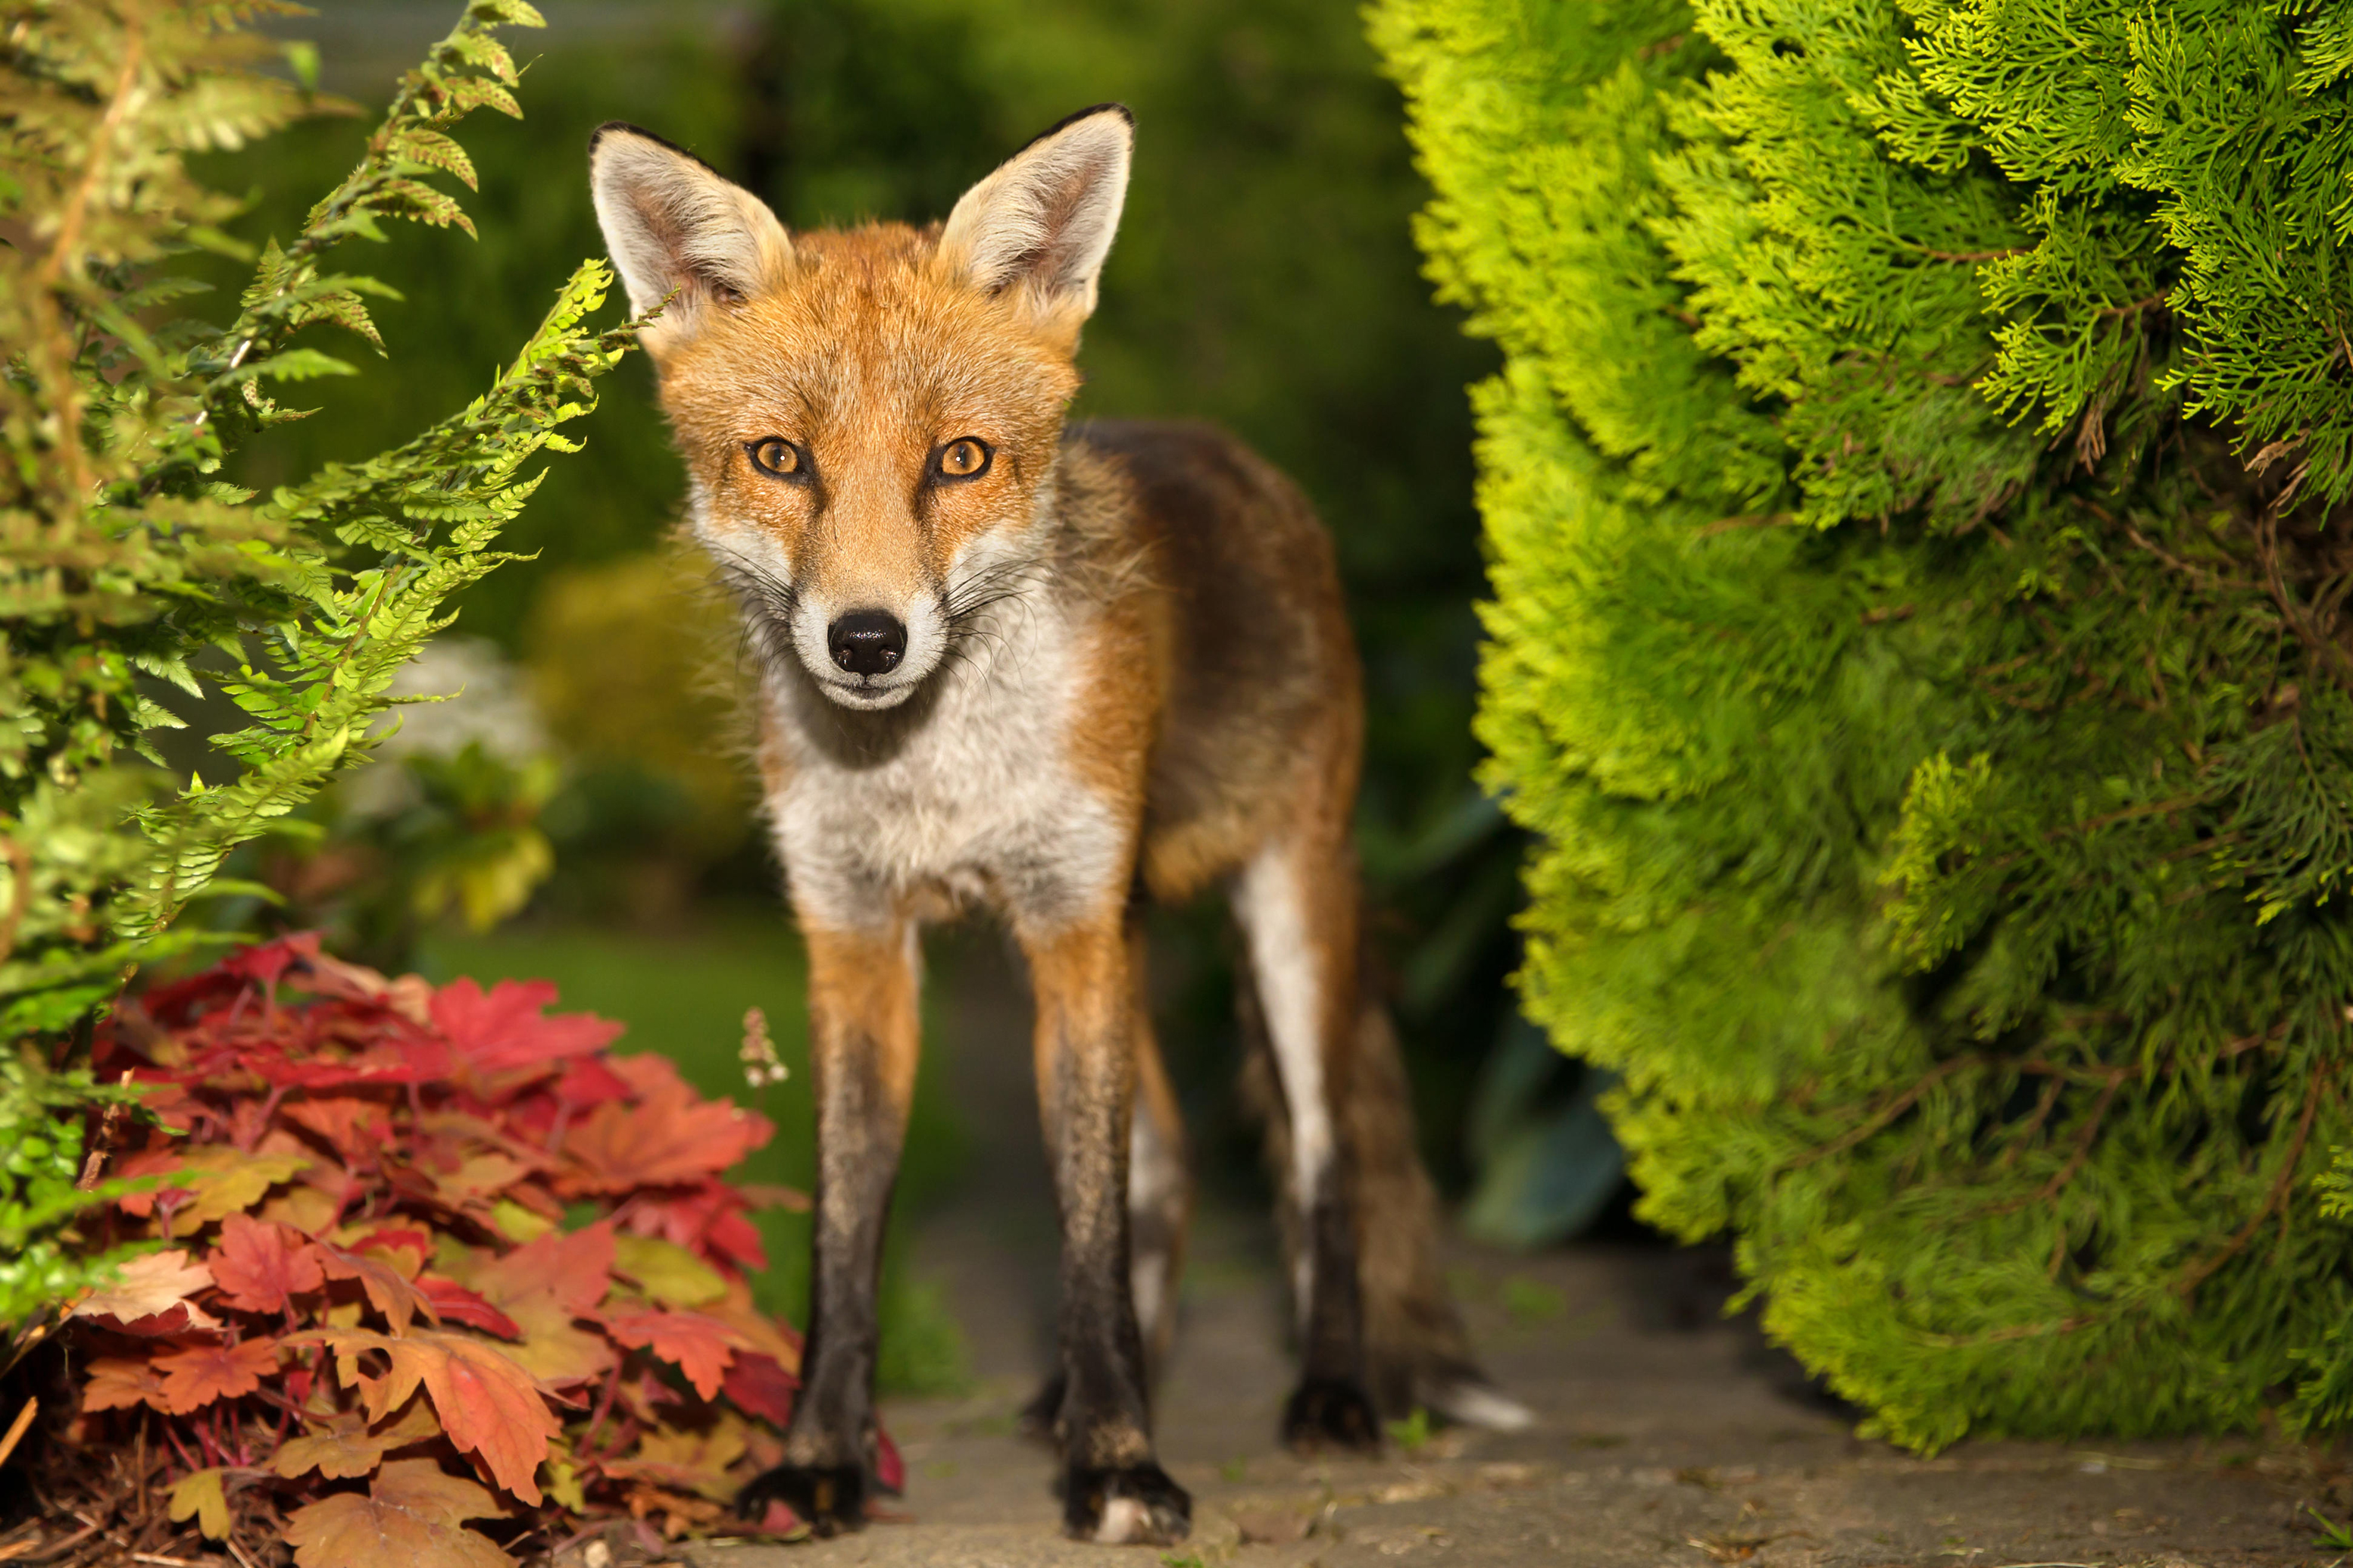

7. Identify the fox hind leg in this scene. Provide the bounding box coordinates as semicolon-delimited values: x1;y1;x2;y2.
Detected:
1233;839;1382;1453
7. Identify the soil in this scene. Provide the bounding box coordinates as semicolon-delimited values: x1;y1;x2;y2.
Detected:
681;939;2333;1568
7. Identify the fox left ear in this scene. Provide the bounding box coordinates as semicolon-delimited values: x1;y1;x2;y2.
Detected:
589;122;791;355
939;104;1132;345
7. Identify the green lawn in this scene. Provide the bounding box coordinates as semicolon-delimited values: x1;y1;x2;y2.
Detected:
420;913;969;1394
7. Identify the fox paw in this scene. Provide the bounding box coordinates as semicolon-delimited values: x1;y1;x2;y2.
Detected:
1062;1462;1192;1545
737;1463;867;1537
1282;1376;1383;1454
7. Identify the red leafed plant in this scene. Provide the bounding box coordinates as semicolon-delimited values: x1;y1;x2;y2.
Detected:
36;934;845;1567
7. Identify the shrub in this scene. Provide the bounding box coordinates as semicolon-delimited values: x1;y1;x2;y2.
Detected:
0;0;628;1354
1371;0;2353;1446
27;933;823;1563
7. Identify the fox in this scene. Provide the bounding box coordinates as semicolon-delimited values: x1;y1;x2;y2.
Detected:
587;105;1529;1546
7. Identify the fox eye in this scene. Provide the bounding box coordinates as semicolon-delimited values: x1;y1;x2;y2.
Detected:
748;438;805;479
933;437;992;481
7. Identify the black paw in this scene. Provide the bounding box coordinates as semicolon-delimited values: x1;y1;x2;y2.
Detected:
1282;1376;1383;1454
1061;1462;1192;1545
736;1462;867;1536
1017;1370;1067;1445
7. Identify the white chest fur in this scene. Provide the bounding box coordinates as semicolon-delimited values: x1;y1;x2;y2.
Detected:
762;590;1128;932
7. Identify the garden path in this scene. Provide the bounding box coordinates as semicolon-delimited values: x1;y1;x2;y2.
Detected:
678;939;2326;1568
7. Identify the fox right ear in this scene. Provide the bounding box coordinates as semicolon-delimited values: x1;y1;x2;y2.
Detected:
589;123;790;351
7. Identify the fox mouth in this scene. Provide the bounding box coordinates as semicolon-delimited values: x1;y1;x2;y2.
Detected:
815;672;919;710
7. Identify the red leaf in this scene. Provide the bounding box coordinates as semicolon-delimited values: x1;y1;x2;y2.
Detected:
472;1220;612;1314
282;1098;392;1163
627;1181;767;1273
211;1213;325;1315
876;1424;905;1495
433;977;622;1080
223;931;320;988
416;1276;521;1339
563;1056;770;1192
752;1498;803;1538
720;1351;797;1426
155;1336;282;1413
605;1309;742;1401
552;1056;632;1107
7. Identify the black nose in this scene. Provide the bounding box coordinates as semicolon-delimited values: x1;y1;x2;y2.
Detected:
827;610;907;676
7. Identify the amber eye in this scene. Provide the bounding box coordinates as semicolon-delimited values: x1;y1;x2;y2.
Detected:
934;437;992;480
748;438;804;479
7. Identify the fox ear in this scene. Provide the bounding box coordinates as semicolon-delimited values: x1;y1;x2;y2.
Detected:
589;123;790;349
938;104;1132;343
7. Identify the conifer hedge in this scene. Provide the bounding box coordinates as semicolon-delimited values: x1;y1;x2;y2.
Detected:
1372;0;2353;1445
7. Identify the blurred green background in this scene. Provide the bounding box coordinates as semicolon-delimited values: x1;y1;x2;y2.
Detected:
188;0;1601;1386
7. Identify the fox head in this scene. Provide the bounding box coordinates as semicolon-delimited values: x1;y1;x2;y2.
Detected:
588;106;1133;711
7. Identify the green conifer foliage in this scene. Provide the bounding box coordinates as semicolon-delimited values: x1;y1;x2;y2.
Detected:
1371;0;2353;1445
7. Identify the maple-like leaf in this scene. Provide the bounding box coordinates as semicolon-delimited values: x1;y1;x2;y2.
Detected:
283;1097;394;1160
472;1220;611;1314
118;1148;310;1225
168;1467;231;1540
433;976;621;1081
70;1250;222;1332
320;1244;436;1335
283;1458;515;1568
719;1352;796;1426
605;1310;745;1401
315;1329;560;1504
212;1213;325;1314
417;1276;520;1338
83;1356;171;1413
275;1402;442;1482
561;1055;770;1192
156;1335;282;1413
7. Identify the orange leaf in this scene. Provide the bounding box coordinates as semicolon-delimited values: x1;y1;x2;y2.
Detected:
212;1213;325;1314
320;1245;436;1335
470;1221;611;1314
155;1336;280;1413
70;1250;221;1333
82;1356;170;1413
605;1310;744;1401
283;1458;514;1568
315;1330;559;1504
561;1057;768;1192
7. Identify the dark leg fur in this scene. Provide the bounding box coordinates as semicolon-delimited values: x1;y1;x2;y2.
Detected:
737;923;919;1535
1025;915;1192;1545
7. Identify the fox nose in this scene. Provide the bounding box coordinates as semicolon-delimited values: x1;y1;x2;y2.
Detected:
827;610;907;677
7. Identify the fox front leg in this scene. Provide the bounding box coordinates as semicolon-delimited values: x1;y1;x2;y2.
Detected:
737;919;918;1536
1021;911;1193;1546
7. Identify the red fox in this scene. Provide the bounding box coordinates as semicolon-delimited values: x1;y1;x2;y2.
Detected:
589;105;1528;1546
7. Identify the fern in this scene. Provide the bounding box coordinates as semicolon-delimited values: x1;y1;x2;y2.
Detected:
0;0;634;1335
